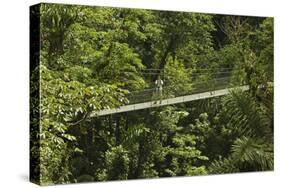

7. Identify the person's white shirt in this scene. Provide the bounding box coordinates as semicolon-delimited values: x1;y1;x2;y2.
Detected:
155;79;163;88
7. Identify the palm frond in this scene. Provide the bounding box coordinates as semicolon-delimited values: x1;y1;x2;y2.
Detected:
231;136;273;171
208;157;239;174
222;89;271;138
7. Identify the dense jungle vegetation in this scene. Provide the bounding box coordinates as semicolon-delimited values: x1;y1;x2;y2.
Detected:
30;3;273;185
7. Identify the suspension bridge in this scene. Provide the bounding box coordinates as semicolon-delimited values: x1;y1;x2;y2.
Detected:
91;68;248;117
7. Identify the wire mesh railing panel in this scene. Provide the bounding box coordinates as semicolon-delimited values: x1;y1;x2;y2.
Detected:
125;75;235;105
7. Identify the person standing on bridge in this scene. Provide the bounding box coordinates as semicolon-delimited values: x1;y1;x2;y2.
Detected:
155;75;164;104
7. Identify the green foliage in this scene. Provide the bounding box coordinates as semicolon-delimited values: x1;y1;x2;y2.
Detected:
254;18;274;81
209;136;273;173
94;42;146;90
166;135;209;176
231;136;273;171
164;58;193;95
104;145;130;180
221;90;272;138
30;3;273;185
208;89;273;174
121;123;150;144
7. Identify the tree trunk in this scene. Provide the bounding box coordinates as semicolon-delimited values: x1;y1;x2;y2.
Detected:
154;35;176;80
115;116;121;145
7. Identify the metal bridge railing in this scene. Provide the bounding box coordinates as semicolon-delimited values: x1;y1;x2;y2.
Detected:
126;76;234;105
